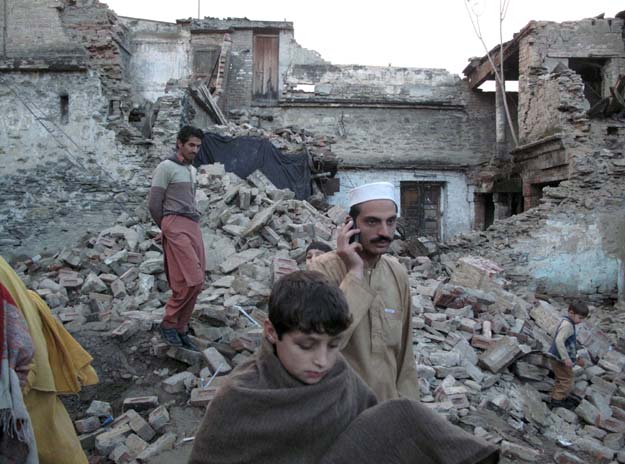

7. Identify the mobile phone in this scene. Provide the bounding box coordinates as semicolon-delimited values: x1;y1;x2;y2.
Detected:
348;216;360;244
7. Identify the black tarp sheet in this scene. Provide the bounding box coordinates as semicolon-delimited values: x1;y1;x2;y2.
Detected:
194;133;312;200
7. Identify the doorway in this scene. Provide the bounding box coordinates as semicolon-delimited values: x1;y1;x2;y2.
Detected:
253;34;279;101
400;182;442;240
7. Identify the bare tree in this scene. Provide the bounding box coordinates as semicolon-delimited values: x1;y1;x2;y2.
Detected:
464;0;519;147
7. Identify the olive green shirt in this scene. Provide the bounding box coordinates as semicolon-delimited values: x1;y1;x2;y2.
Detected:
148;156;200;226
309;251;420;401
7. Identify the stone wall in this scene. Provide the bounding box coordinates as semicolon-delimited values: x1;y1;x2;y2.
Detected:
0;0;83;58
121;18;191;103
268;101;494;169
518;18;625;144
0;71;149;259
329;169;474;240
447;94;625;301
461;16;625;300
283;65;465;103
518;71;589;143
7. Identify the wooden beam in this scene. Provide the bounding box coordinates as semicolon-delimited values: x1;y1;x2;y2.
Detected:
465;40;518;89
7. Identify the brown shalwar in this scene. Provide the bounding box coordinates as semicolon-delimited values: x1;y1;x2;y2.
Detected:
161;215;205;332
550;359;574;401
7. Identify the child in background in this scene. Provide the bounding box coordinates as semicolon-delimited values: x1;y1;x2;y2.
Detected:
548;300;589;408
305;241;332;269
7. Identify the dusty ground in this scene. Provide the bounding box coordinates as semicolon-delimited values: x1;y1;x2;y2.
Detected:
61;325;204;463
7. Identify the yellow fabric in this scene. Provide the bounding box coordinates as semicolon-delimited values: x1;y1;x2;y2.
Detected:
309;251;420;401
0;256;55;392
24;389;88;464
0;256;98;393
28;290;98;393
0;256;98;463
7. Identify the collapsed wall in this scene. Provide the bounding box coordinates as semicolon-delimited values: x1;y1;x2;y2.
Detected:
445;68;625;302
0;0;153;259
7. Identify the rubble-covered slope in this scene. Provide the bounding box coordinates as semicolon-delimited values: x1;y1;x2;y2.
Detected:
7;165;625;464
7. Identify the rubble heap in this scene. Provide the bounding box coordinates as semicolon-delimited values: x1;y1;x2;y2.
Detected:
410;255;625;463
444;104;625;304
8;167;625;463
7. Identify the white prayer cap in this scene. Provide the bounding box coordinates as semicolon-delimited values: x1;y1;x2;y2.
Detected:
348;182;397;208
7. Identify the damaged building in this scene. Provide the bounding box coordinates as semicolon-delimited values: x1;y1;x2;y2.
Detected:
2;2;625;463
462;14;625;302
1;1;624;303
123;15;498;241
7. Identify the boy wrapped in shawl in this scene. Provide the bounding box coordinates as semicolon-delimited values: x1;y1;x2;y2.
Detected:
190;339;376;463
190;271;499;464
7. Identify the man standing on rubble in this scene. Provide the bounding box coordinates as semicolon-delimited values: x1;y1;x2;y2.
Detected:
148;125;206;351
309;182;420;401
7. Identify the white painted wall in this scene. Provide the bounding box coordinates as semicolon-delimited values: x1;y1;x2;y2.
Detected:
122;19;191;102
129;39;190;102
327;169;473;241
515;213;623;296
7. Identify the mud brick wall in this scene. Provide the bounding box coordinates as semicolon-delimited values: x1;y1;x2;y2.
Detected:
225;29;255;110
518;18;625;144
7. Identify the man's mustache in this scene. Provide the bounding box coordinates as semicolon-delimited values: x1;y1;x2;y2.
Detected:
370;236;391;244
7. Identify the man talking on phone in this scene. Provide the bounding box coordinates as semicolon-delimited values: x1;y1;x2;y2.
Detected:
309;182;420;401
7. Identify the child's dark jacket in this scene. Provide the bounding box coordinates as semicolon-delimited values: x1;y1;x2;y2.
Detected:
548;316;577;362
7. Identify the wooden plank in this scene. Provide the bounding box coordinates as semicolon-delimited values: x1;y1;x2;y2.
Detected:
188;83;227;125
465;40;518;89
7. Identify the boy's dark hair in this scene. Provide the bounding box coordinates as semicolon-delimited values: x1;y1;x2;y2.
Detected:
177;125;204;144
569;300;589;317
269;270;352;338
306;241;332;254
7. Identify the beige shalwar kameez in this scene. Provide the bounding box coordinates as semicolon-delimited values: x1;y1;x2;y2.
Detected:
309;251;420;401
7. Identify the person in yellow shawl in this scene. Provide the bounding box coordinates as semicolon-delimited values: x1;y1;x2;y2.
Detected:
0;256;99;464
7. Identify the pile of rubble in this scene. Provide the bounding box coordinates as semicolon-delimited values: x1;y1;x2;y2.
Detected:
9;165;625;463
0;156;142;255
410;255;625;463
11;164;345;462
210;111;339;181
74;397;176;463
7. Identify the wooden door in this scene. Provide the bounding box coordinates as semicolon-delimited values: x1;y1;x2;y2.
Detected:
253;34;279;101
400;182;441;240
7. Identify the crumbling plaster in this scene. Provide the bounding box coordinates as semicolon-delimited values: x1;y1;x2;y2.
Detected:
0;71;122;174
518;213;623;296
283;65;462;102
518;17;625;144
121;17;191;103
